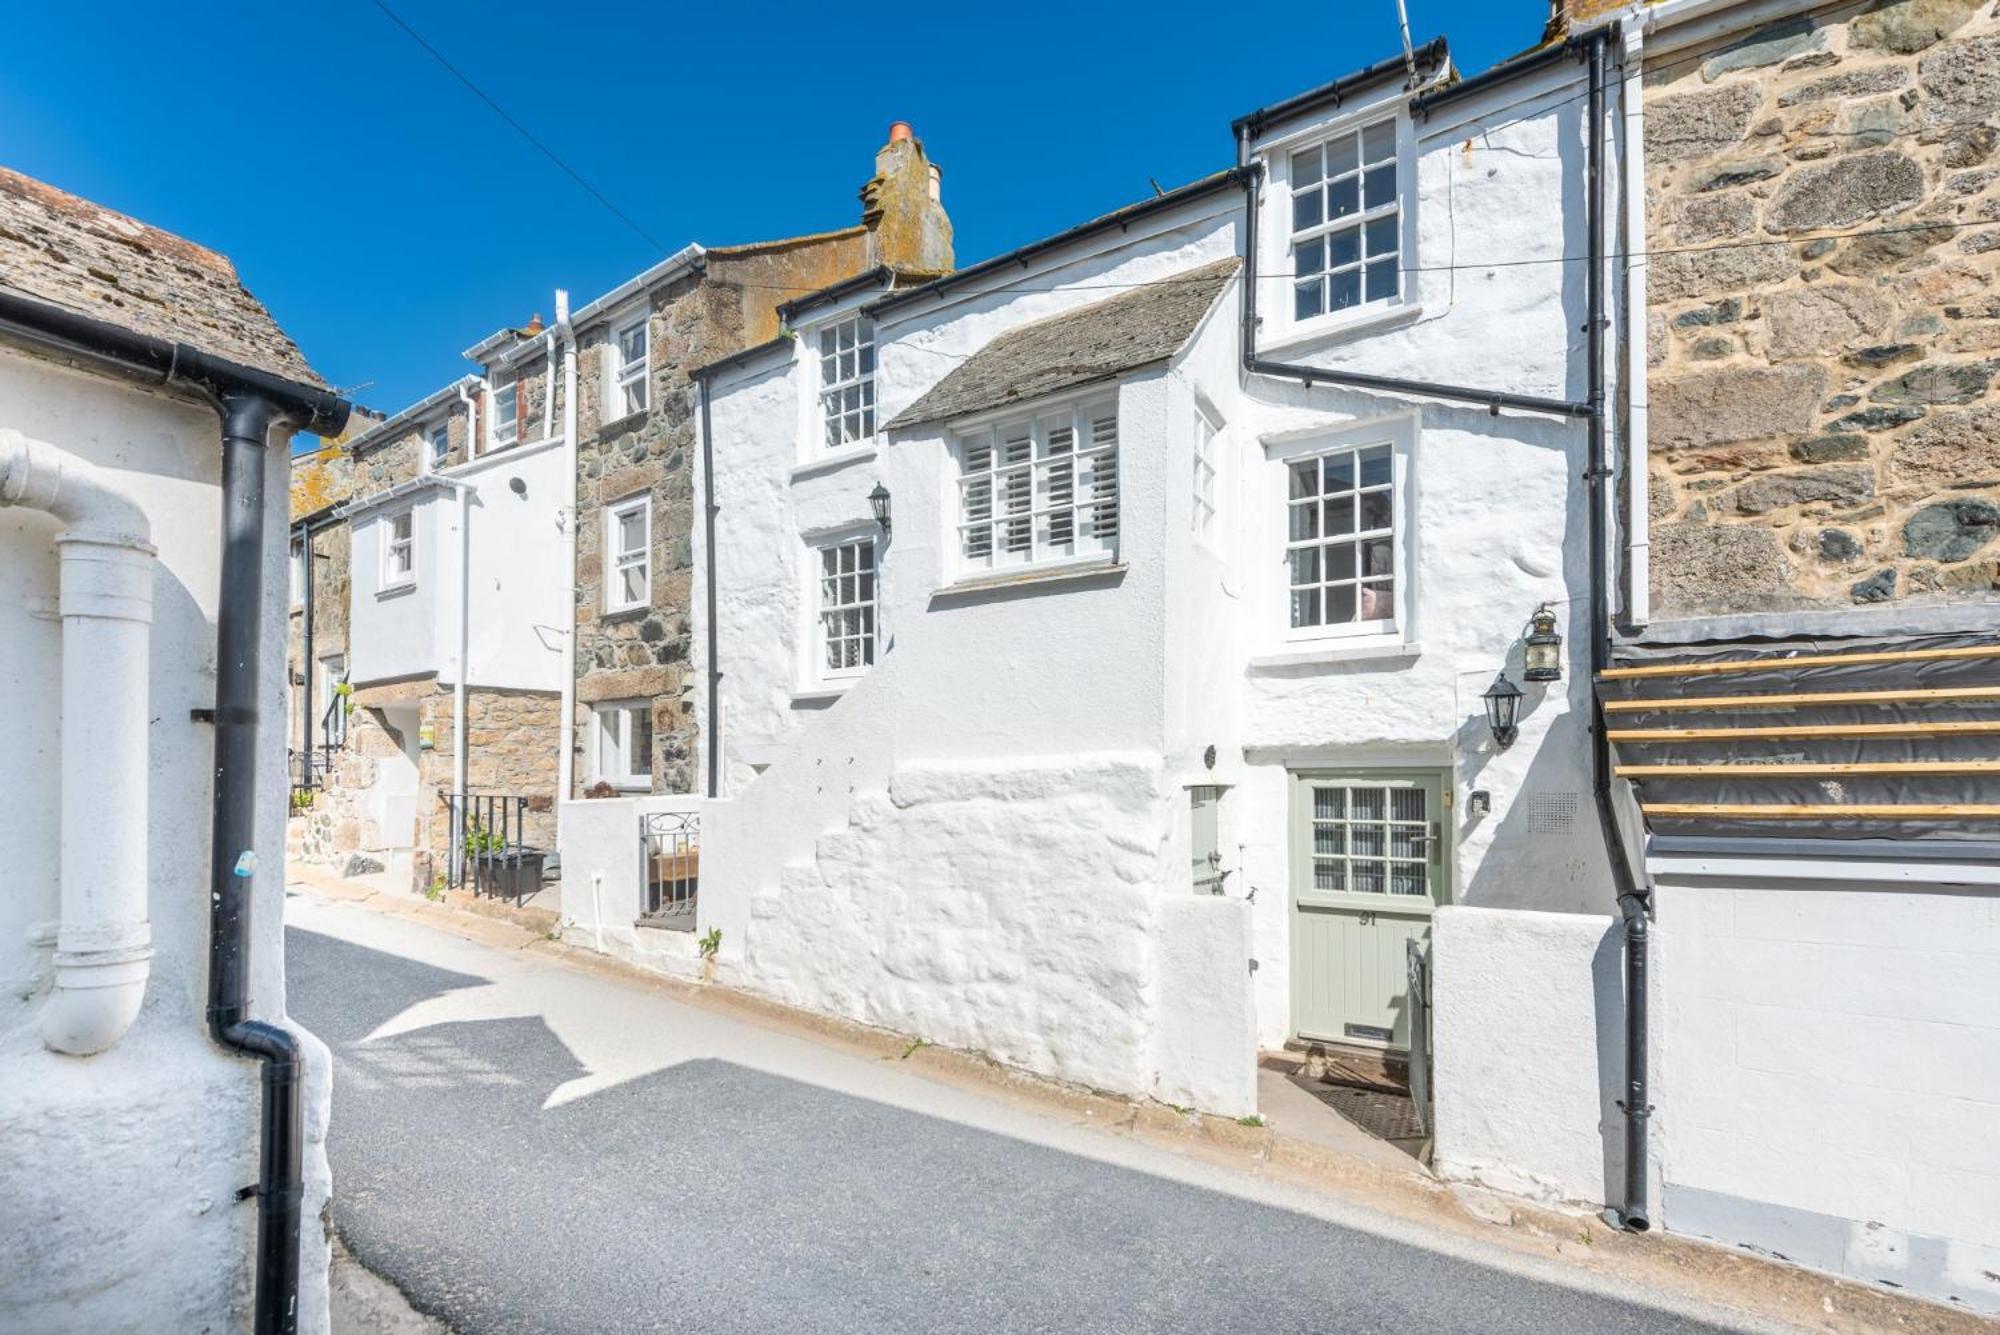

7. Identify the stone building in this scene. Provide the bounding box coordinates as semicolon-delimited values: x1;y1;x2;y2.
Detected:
466;125;953;799
287;127;953;889
287;415;369;799
1556;0;2000;1313
1632;0;2000;615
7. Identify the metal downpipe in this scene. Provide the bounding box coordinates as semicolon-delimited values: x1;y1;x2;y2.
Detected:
207;392;307;1333
1580;29;1651;1234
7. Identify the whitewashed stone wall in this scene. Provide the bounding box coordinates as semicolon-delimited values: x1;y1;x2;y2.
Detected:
0;348;332;1332
1654;872;2000;1315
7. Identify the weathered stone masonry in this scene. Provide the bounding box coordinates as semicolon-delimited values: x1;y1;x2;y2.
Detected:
1643;0;2000;617
562;132;953;796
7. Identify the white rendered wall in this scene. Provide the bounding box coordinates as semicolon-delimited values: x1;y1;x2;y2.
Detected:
556;793;705;979
1230;61;1623;1048
1430;906;1630;1208
347;493;441;685
0;347;333;1333
1654;874;2000;1315
451;438;567;692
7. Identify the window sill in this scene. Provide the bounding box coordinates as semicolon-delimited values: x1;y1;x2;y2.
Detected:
1256;301;1425;360
790;684;853;706
932;558;1126;600
375;581;417;601
597;407;650;438
1247;639;1420;672
790;444;877;482
601;603;650;623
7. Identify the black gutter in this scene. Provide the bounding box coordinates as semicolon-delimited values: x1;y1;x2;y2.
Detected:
689;333;793;384
1232;37;1449;140
867;169;1253;318
776;265;892;324
1234;28;1650;1230
698;377;721;799
1410;37;1577;119
0;287;349;1332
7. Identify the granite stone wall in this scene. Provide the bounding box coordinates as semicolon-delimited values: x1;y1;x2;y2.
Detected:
1643;0;2000;617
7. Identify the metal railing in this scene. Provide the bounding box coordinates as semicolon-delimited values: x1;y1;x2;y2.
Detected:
640;810;700;930
448;793;544;902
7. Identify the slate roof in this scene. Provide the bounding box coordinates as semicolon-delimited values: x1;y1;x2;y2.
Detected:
885;256;1240;430
0;166;324;386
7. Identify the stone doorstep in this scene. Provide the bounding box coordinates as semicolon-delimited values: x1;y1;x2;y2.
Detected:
293;864;1988;1335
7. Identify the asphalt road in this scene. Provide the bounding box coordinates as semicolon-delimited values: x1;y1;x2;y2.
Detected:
287;889;1751;1335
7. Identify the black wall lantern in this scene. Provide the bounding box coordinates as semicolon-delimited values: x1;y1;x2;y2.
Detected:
868;482;892;535
1482;675;1523;749
1523;603;1563;683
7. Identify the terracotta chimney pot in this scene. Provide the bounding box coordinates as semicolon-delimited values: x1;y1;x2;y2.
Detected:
888;121;914;143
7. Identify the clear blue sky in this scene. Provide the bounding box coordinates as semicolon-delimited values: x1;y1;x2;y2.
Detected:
4;1;1546;418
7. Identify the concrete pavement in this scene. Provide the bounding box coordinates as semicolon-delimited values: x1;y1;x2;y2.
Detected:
287;882;1777;1335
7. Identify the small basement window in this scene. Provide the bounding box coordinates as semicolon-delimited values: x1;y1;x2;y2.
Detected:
593;701;653;790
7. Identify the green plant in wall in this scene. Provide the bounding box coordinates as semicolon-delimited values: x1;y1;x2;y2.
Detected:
425;876;445;902
697;927;721;960
463;818;501;859
335;680;354;717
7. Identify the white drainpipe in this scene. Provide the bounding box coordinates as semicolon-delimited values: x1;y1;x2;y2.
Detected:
449;381;485;874
0;428;156;1055
1621;17;1651;626
555;290;579;803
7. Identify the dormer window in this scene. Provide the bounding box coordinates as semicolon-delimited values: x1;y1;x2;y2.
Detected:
819;316;875;450
1289;117;1402;321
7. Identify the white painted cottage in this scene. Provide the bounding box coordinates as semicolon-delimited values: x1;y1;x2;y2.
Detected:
0;168;349;1333
569;34;1637;1121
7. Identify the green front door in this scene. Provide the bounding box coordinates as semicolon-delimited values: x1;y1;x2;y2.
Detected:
1289;770;1450;1051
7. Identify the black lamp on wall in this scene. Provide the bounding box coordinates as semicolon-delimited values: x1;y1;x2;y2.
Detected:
1481;675;1523;749
1523;603;1563;683
868;482;892;536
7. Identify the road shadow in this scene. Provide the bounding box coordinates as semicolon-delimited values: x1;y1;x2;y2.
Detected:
288;925;1736;1335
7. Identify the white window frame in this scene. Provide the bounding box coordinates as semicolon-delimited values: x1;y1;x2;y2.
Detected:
289;535;305;607
817;315;876;451
812;533;878;684
1267;413;1414;647
489;376;519;450
603;493;651;613
591;700;653;791
950;396;1120;580
317;653;348;748
428;421;451;469
612;312;650;419
1193;399;1223;548
379;509;416;592
1264;106;1417;344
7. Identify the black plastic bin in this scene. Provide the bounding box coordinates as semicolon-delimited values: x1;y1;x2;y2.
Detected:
473;848;546;903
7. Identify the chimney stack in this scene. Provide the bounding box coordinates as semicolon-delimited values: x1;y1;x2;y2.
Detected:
860;123;953;277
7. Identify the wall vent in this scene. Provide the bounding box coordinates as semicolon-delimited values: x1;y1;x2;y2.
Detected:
1527;793;1579;835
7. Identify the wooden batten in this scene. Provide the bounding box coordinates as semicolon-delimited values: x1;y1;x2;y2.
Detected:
1607;720;2000;742
1642;803;2000;819
1617;760;2000;778
1601;685;2000;713
1601;644;2000;681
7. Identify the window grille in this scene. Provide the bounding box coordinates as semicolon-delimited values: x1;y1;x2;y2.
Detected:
383;511;415;588
1287;442;1394;631
606;496;650;611
1290;118;1401;320
614;315;650;417
818;538;876;676
819;316;875;448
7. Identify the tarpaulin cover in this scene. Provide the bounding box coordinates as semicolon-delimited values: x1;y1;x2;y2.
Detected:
1603;630;2000;843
